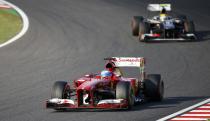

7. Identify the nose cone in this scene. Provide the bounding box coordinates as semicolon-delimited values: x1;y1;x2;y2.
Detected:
77;79;103;91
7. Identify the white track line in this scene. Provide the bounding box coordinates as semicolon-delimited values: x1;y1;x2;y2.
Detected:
157;98;210;121
0;0;29;48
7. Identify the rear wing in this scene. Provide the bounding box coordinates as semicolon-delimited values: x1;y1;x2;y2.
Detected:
104;57;145;80
147;4;171;12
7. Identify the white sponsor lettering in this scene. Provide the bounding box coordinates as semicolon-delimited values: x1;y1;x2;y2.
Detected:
112;57;144;67
97;99;124;105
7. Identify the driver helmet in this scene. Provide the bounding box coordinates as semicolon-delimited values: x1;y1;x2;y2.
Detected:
101;70;113;80
105;62;115;71
160;7;167;21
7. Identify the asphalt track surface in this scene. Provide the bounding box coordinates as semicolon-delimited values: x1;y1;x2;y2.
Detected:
0;0;210;121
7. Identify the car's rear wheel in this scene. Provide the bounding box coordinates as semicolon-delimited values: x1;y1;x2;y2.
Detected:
131;16;143;36
144;74;164;101
116;81;134;109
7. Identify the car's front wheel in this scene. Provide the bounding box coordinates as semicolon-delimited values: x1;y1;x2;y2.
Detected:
51;81;71;111
116;81;135;109
139;22;150;42
184;20;195;33
51;81;71;99
131;16;143;36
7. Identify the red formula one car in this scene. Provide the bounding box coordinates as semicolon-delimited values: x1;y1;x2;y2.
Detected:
46;57;164;110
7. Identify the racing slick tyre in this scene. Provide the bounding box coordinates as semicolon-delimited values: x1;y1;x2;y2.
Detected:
139;22;150;42
116;81;135;109
144;74;164;101
184;20;195;33
51;81;71;99
131;16;143;36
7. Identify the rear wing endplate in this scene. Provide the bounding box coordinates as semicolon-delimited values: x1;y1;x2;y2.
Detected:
147;4;171;11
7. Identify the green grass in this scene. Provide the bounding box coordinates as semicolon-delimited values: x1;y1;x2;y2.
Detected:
0;9;22;44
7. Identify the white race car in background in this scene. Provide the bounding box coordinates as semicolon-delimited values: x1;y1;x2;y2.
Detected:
131;4;197;42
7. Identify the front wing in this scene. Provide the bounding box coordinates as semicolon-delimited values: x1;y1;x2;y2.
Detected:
46;98;129;109
142;33;197;41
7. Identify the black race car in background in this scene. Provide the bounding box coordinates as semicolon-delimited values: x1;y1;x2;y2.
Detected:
131;4;197;42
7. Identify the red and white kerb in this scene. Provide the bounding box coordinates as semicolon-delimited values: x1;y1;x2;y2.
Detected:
157;99;210;121
170;103;210;121
0;1;12;9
